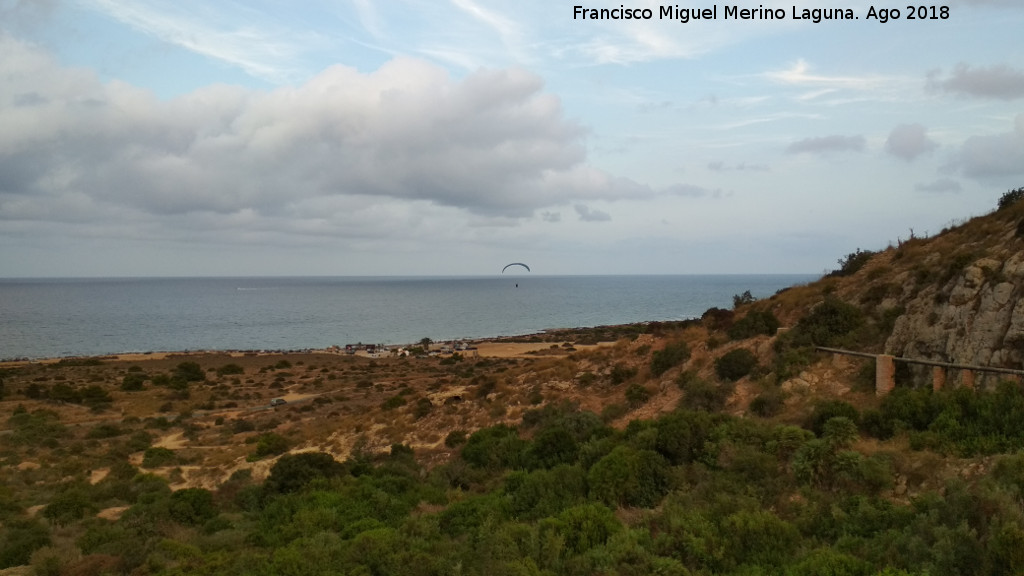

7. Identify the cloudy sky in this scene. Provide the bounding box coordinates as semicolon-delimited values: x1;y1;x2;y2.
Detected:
1;0;1022;277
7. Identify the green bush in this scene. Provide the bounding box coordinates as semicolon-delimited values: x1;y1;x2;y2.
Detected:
806;400;861;437
0;518;51;568
794;297;865;347
829;248;876;277
173;362;206;383
525;425;579;469
216;363;245;376
42;488;94;526
610;363;638;385
678;373;732;412
505;465;588;519
749;389;786;417
265;452;346;494
251;433;290;459
650;341;691;377
625;383;652;408
998;186;1024;211
412;397;433;419
444;429;467;448
168;488;217;525
461;425;526;470
588;446;671;507
121;372;147;391
715;348;758;381
142;447;176;468
728;309;780;340
381;395;407;410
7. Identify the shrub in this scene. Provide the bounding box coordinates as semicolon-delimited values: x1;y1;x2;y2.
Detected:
715;348;758;381
806;400;860;437
792;296;865;347
121;372;147;391
42;488;94;526
733;290;756;308
609;363;637;385
142;447;176;468
173;362;206;383
650;341;691;377
216;363;244;376
526;426;579;469
251;433;289;459
168;488;217;525
998;186;1024;211
265;452;346;494
625;384;652;408
588;446;671;508
0;518;51;569
701;307;734;330
444;430;467;448
679;375;732;412
461;425;526;470
749;389;786;417
829;248;876;277
728;309;780;340
381;395;407;410
231;419;256;434
412;397;433;419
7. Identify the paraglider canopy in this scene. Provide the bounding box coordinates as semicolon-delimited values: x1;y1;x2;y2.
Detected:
501;262;530;273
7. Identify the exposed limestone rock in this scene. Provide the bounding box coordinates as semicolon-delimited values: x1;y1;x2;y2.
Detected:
886;255;1024;371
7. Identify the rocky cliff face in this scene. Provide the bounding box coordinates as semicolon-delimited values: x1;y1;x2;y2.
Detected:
882;221;1024;379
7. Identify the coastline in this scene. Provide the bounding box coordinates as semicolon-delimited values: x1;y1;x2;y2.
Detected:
0;333;620;367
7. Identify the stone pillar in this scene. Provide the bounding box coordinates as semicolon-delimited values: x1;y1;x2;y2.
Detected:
962;370;975;389
932;366;946;391
876;354;895;396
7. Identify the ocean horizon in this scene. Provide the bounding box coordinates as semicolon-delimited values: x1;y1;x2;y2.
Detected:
0;274;819;360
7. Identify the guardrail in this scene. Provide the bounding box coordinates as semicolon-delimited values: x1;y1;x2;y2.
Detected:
814;346;1024;396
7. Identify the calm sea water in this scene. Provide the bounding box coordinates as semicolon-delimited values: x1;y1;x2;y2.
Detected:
0;275;817;360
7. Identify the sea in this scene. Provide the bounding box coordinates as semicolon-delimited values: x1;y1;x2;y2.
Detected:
0;275;818;360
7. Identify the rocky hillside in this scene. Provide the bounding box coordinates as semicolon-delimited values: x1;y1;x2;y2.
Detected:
743;187;1024;389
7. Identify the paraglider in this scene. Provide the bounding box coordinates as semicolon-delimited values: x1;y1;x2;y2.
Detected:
501;262;530;273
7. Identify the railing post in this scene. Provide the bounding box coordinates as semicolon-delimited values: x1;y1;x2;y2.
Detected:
932;366;946;391
876;354;895;396
962;370;975;389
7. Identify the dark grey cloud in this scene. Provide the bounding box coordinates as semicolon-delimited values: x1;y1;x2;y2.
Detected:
785;135;866;155
927;63;1024;100
886;123;937;161
915;178;962;194
574;204;611;222
953;115;1024;178
0;37;652;228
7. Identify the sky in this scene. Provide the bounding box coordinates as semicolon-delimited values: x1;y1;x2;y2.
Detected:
0;0;1022;277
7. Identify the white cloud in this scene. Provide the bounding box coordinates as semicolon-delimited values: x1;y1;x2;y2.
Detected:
0;37;650;236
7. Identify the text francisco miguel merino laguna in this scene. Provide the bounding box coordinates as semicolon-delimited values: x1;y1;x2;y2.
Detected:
573;5;950;23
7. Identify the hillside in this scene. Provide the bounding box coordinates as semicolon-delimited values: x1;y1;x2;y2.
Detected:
3;189;1024;575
